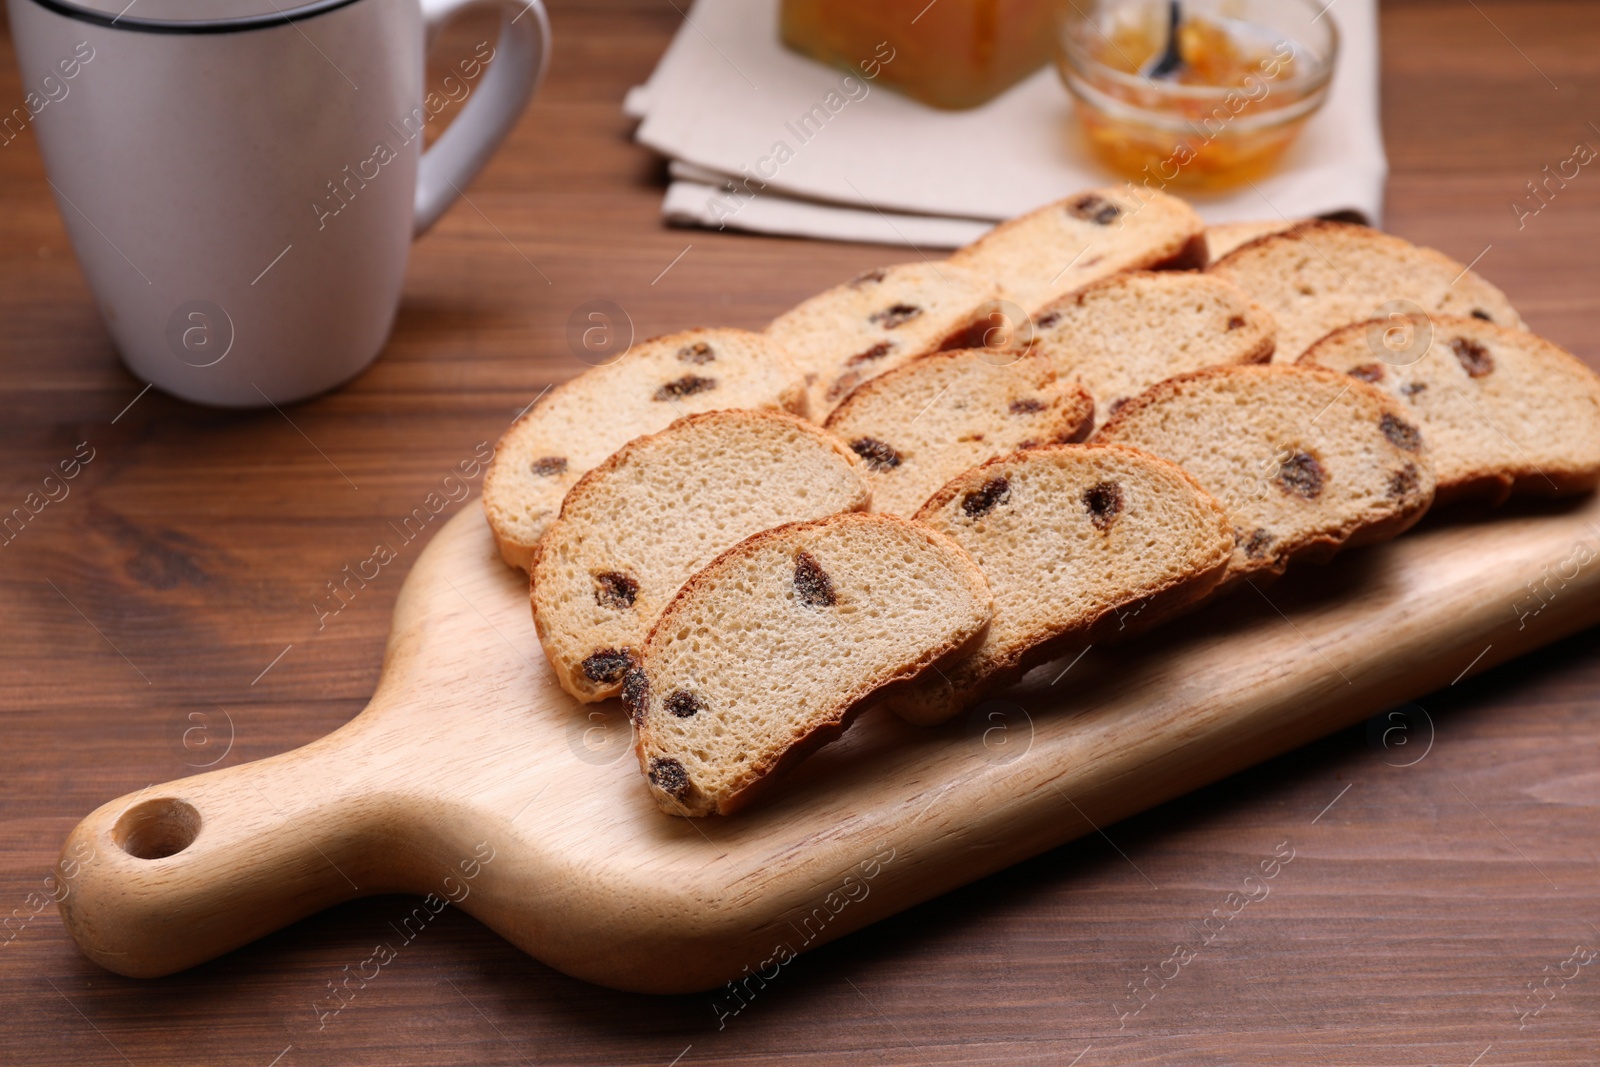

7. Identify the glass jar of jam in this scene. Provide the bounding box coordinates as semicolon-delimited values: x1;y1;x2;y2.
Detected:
781;0;1058;110
1057;0;1338;191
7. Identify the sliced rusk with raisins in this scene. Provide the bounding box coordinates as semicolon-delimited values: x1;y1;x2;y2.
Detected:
823;348;1094;516
1300;315;1600;504
1094;364;1437;581
885;444;1233;726
764;260;1003;420
949;186;1206;314
483;328;808;570
629;513;992;816
531;410;869;702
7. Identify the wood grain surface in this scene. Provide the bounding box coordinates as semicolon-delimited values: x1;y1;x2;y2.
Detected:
4;1;1600;1064
47;491;1600;998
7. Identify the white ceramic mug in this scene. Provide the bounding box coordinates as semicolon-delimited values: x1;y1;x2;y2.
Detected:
6;0;549;406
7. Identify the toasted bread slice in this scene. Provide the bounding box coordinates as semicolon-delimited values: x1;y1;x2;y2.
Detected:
1300;316;1600;503
1094;365;1437;581
822;349;1094;516
531;411;871;703
628;513;993;816
764;260;1002;419
1028;271;1276;426
1208;221;1525;362
885;445;1233;725
1205;219;1300;262
949;186;1206;313
482;328;806;569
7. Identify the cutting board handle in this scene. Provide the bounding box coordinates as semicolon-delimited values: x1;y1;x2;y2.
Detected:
55;725;385;978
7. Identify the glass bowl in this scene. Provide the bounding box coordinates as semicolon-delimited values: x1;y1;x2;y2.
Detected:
1056;0;1339;191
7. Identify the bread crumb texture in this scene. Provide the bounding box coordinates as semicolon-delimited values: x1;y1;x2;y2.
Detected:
950;187;1205;313
532;410;869;702
1209;221;1525;362
889;444;1233;724
1095;364;1438;580
1301;315;1600;502
482;328;808;569
1027;271;1276;426
824;349;1094;516
765;260;1002;420
632;513;992;816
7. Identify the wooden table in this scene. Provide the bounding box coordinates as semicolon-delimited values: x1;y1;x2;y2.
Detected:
4;1;1598;1063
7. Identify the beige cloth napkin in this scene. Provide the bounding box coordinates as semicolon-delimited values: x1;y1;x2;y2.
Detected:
628;0;1385;247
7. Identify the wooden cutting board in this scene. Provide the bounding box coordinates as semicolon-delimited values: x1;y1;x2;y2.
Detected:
56;494;1600;994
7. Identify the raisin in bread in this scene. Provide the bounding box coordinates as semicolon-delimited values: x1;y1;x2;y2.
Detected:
1027;271;1275;427
822;349;1094;516
1300;316;1600;503
628;513;993;816
1205;219;1300;262
1208;221;1526;362
885;445;1233;726
482;328;806;569
531;410;870;703
765;260;1002;420
949;186;1206;314
1094;365;1437;581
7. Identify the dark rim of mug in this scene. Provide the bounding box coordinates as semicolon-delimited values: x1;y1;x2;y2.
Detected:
25;0;364;34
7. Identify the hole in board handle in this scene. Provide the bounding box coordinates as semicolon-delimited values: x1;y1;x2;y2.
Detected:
114;798;201;860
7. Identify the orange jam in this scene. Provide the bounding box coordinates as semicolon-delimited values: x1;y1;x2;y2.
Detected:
1059;7;1332;191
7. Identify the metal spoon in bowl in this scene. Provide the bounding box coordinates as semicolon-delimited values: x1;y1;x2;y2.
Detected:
1143;1;1185;79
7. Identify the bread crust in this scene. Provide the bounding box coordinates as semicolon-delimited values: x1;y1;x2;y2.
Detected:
1211;220;1505;287
1204;220;1301;263
1205;219;1365;271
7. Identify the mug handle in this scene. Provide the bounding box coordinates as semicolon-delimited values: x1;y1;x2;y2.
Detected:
414;0;551;237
